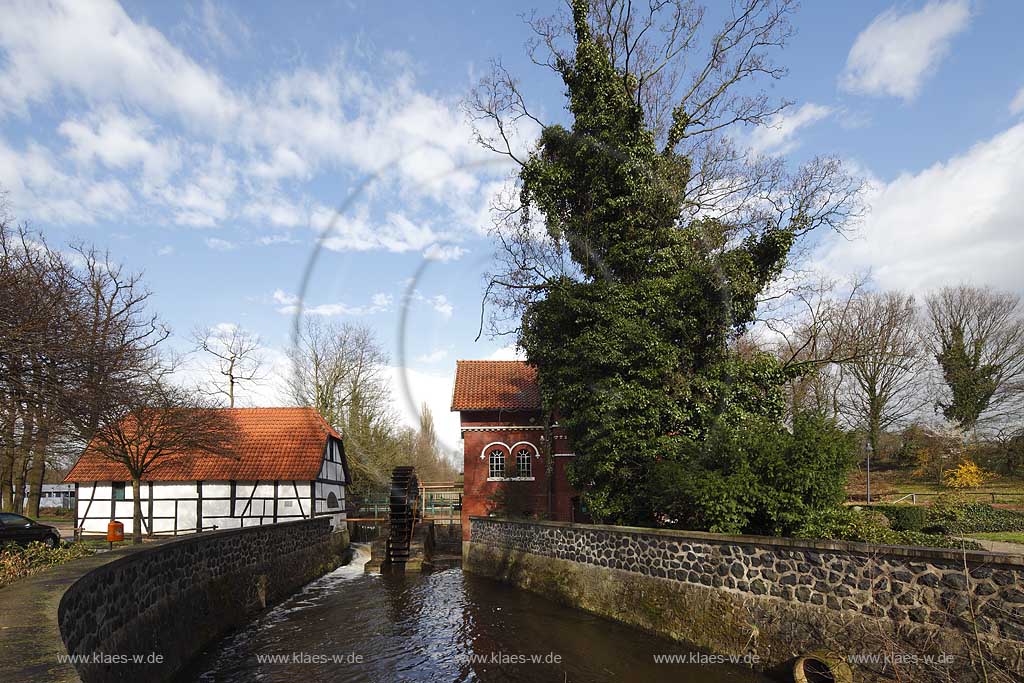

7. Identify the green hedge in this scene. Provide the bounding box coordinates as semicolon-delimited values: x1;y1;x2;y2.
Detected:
925;501;1024;535
866;504;928;532
794;507;980;550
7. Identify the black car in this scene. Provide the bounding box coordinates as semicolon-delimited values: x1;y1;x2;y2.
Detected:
0;512;61;548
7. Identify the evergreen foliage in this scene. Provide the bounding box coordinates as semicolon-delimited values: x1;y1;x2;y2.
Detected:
513;0;853;528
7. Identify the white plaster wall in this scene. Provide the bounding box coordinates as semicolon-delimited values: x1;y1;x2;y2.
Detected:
152;483;199;499
75;478;327;536
201;482;231;497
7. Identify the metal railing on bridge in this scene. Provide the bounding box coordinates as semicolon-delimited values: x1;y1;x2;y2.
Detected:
347;481;462;543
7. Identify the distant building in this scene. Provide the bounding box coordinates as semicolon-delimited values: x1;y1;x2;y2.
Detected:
21;483;76;509
64;407;350;536
451;360;584;543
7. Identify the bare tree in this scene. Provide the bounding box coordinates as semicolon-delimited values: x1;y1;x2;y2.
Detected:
412;403;457;483
466;0;864;335
767;275;869;420
286;319;389;429
287;320;399;496
192;325;266;407
0;219;76;513
0;206;168;515
86;375;240;543
924;285;1024;433
837;291;928;462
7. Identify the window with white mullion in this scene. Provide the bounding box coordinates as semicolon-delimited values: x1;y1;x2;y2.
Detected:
516;448;532;478
488;449;506;479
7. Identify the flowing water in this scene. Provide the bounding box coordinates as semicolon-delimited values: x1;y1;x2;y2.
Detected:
181;545;770;682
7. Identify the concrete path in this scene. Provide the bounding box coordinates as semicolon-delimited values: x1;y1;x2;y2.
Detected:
0;545;150;683
967;537;1024;556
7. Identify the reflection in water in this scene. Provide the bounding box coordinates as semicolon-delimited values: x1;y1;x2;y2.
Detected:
182;545;768;682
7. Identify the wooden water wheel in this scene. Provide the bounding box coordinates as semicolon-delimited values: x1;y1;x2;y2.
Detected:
386;466;420;564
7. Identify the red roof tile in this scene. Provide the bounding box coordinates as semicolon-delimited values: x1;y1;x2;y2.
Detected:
451;360;541;411
64;407;343;483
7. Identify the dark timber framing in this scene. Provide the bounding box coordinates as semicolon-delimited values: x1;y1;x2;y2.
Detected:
197;480;204;533
74;434;350;532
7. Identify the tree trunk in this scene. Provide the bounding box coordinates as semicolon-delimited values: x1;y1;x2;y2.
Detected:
11;404;35;514
131;477;143;544
26;410;50;519
0;412;14;512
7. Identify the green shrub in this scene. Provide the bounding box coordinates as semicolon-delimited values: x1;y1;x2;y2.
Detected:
795;507;981;550
924;500;1024;535
648;411;854;535
0;541;93;588
868;504;928;532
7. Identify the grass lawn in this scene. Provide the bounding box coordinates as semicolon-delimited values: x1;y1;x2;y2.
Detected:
847;467;1024;507
969;532;1024;545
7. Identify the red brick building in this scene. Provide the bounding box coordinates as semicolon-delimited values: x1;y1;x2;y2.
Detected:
451;360;582;543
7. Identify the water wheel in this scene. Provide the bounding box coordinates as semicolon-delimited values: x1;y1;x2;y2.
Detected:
386;466;420;564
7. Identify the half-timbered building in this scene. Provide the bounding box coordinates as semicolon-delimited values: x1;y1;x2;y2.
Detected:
64;407;349;536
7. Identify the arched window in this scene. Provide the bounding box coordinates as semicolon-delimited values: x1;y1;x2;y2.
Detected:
488;449;506;479
516;448;533;478
326;492;339;509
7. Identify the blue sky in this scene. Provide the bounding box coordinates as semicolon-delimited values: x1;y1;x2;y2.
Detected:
2;0;1023;445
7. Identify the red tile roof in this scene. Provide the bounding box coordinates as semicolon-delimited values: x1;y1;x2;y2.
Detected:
64;407;343;483
451;360;542;411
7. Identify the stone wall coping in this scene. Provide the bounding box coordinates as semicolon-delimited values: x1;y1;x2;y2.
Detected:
470;516;1024;567
71;517;332;582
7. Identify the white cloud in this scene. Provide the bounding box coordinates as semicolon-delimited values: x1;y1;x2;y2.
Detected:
272;289;299;306
157;245;175;256
313;207;461;257
427;294;453;319
272;289;392;316
244;196;305;228
0;0;240;127
188;0;251;57
488;345;527;361
58;110;180;182
248;145;309;182
0;0;528;248
840;0;970;101
385;365;460;450
0;137;131;223
255;233;299;246
748;103;833;157
814;123;1024;294
416;348;449;364
155;147;237;227
423;243;468;262
1011;86;1024;116
205;237;235;251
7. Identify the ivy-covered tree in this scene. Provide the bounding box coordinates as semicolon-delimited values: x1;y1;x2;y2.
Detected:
926;285;1024;433
471;0;861;528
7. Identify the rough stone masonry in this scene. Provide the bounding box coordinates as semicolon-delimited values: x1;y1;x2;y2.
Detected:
58;517;349;683
466;517;1024;682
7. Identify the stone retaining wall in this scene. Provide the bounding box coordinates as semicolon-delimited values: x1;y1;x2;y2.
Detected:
58;518;348;682
466;517;1024;682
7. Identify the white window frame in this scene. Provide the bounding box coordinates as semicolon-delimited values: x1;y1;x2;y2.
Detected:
515;448;533;478
481;441;537;481
488;448;506;479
